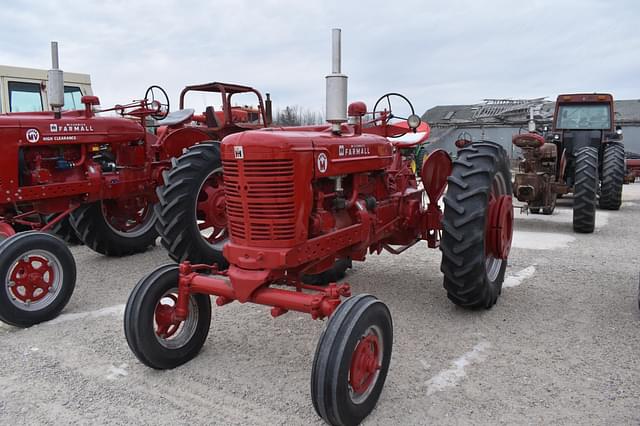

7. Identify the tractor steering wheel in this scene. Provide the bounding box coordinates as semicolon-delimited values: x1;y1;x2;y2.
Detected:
144;85;170;120
373;92;418;138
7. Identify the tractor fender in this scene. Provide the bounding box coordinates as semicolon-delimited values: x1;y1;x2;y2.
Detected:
154;127;212;160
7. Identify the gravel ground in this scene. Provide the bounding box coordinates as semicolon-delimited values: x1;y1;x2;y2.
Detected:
1;184;639;425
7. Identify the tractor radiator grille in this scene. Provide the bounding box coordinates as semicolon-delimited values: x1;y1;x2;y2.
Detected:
222;159;296;241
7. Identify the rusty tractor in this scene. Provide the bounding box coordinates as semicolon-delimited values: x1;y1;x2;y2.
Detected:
512;93;625;232
625;152;640;183
0;43;272;328
125;30;514;425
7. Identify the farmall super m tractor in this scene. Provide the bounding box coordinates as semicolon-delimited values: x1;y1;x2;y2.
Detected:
125;30;514;425
0;43;273;328
512;93;625;232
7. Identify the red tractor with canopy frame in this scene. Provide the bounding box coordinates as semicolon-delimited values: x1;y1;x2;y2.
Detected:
0;43;274;328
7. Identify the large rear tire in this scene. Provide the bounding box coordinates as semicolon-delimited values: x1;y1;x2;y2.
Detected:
440;141;512;309
156;142;353;283
155;142;229;267
598;142;625;210
70;198;157;256
573;147;598;233
46;215;82;244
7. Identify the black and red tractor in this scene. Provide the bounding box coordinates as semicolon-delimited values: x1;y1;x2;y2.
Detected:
512;93;625;232
124;30;514;426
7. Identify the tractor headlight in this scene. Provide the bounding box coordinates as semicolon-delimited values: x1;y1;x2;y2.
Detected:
407;114;421;130
616;128;623;135
554;134;560;140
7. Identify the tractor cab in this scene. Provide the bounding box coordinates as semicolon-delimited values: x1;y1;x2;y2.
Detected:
551;93;621;157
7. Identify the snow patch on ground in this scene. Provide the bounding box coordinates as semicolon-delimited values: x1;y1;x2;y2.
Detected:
47;304;125;325
622;201;637;207
512;231;575;250
503;266;536;288
425;341;491;396
106;363;128;380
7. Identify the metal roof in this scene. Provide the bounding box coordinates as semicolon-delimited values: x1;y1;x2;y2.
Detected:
422;99;640;126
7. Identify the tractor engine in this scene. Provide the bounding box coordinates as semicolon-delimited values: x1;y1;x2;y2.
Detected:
512;133;557;203
220;126;420;277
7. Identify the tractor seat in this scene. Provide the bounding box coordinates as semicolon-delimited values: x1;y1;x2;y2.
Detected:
512;133;545;149
157;108;195;127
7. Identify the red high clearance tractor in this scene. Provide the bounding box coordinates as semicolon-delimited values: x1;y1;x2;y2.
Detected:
0;43;271;327
125;30;515;426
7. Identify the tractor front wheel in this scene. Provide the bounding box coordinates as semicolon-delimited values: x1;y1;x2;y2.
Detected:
124;264;211;369
573;147;598;233
440;141;513;309
599;142;625;210
70;197;158;256
0;232;76;327
311;294;392;426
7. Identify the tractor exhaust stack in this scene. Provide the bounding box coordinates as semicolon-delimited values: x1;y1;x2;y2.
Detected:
325;28;348;134
48;41;64;119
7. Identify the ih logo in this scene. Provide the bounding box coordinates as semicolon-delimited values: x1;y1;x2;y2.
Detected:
317;153;328;173
25;128;40;143
234;146;244;159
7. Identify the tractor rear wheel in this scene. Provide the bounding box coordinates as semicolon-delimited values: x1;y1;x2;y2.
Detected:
0;232;76;327
124;264;211;369
46;215;82;244
70;197;157;256
156;142;353;283
155;142;229;268
440;141;513;309
572;147;598;233
311;294;392;426
599;142;625;210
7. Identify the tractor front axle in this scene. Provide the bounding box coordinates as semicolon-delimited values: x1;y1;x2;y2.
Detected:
174;262;351;322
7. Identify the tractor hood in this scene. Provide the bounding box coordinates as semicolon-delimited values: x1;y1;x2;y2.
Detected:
0;110;145;145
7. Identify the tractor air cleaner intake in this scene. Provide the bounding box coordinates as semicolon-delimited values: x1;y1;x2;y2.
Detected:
326;28;348;134
48;41;64;118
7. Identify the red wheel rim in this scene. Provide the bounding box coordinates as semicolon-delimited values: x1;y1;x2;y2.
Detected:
154;294;180;339
7;251;62;309
103;196;153;234
486;194;513;260
196;171;228;244
349;328;382;401
152;290;200;349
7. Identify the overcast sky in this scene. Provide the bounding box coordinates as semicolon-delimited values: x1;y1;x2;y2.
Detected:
1;0;638;116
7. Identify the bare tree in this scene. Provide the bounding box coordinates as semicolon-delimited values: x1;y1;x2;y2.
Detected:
274;105;324;126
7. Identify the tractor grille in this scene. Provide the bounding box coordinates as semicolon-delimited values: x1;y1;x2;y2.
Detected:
222;159;296;241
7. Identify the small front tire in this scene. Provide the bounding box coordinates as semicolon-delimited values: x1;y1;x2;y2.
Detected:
0;232;76;327
311;294;393;426
124;264;211;369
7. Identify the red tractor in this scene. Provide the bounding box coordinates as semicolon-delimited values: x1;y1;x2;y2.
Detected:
125;30;514;425
0;43;272;328
512;93;625;232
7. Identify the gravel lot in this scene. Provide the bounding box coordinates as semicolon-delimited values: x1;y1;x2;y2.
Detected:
1;184;639;425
